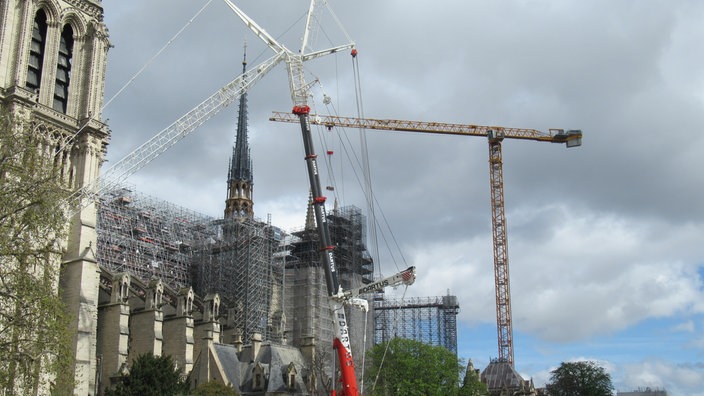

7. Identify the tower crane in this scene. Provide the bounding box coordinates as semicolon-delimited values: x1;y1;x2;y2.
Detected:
269;111;582;367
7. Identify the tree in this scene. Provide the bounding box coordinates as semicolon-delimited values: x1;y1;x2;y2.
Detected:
364;338;463;396
459;359;489;396
307;343;333;394
192;380;240;396
105;353;190;396
545;361;614;396
0;108;74;394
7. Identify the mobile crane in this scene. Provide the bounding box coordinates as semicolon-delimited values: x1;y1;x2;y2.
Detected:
330;265;416;391
269;112;582;367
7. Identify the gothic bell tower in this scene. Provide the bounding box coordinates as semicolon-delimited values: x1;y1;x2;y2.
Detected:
0;0;110;394
224;50;254;220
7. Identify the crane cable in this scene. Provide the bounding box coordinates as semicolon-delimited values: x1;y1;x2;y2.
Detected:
350;54;410;274
316;101;409;273
300;11;415;393
310;55;411;274
370;284;410;395
350;53;373;393
351;51;382;276
57;0;215;159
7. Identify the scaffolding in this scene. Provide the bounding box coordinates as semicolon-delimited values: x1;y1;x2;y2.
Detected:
374;294;460;354
97;187;283;343
281;204;376;387
96;187;214;289
328;205;374;288
283;227;334;348
191;217;277;342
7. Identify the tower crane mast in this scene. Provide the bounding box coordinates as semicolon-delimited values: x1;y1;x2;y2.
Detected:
269;112;582;367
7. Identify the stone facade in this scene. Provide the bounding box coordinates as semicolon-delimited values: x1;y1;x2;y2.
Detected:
96;269;314;396
0;0;110;393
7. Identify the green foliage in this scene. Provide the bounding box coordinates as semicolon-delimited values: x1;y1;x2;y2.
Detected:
545;361;614;396
0;108;74;393
458;361;489;396
192;381;240;396
364;338;463;396
106;354;190;396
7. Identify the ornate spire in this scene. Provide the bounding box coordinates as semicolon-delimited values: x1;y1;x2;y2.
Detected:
224;47;254;219
305;190;316;230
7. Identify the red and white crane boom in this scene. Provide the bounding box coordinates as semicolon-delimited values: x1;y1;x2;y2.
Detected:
340;266;416;304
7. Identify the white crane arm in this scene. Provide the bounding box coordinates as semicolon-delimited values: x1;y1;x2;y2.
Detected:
301;0;317;53
68;53;285;214
221;0;289;54
339;266;416;300
301;43;356;62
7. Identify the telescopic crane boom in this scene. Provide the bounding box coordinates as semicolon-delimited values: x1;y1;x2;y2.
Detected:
269;112;582;367
340;266;416;301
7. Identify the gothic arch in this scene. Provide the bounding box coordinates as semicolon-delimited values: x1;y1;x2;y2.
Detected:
34;0;60;25
59;8;87;37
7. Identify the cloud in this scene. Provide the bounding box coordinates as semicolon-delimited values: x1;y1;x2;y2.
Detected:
509;205;704;342
619;360;704;396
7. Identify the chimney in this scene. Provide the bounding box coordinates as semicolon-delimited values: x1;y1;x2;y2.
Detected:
251;332;262;358
234;330;244;353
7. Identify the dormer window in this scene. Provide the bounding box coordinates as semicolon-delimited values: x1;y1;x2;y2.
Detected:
286;362;297;390
252;362;266;391
26;10;47;92
53;25;73;113
254;372;263;390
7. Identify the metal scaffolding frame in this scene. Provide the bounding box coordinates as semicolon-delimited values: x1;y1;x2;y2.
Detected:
374;295;460;354
328;205;374;288
96;187;282;343
191;217;278;342
96;187;213;288
282;204;375;384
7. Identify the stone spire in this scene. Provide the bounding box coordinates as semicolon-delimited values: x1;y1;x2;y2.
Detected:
224;48;254;219
305;191;316;230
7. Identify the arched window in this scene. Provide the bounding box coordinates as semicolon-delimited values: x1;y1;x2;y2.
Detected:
53;24;73;113
26;10;48;92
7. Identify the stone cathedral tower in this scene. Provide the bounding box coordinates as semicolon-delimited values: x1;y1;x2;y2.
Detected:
0;0;110;394
224;51;254;220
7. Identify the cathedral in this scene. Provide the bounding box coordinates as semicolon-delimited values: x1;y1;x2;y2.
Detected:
0;1;375;394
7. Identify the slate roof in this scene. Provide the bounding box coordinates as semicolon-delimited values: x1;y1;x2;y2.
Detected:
208;342;311;395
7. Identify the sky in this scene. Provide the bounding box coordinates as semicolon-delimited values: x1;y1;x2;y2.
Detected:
100;1;704;394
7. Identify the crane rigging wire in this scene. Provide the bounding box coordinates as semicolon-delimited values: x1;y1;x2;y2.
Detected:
56;0;215;160
102;0;215;111
308;74;410;273
308;54;417;394
304;55;390;394
317;98;407;272
323;54;411;277
370;283;410;395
